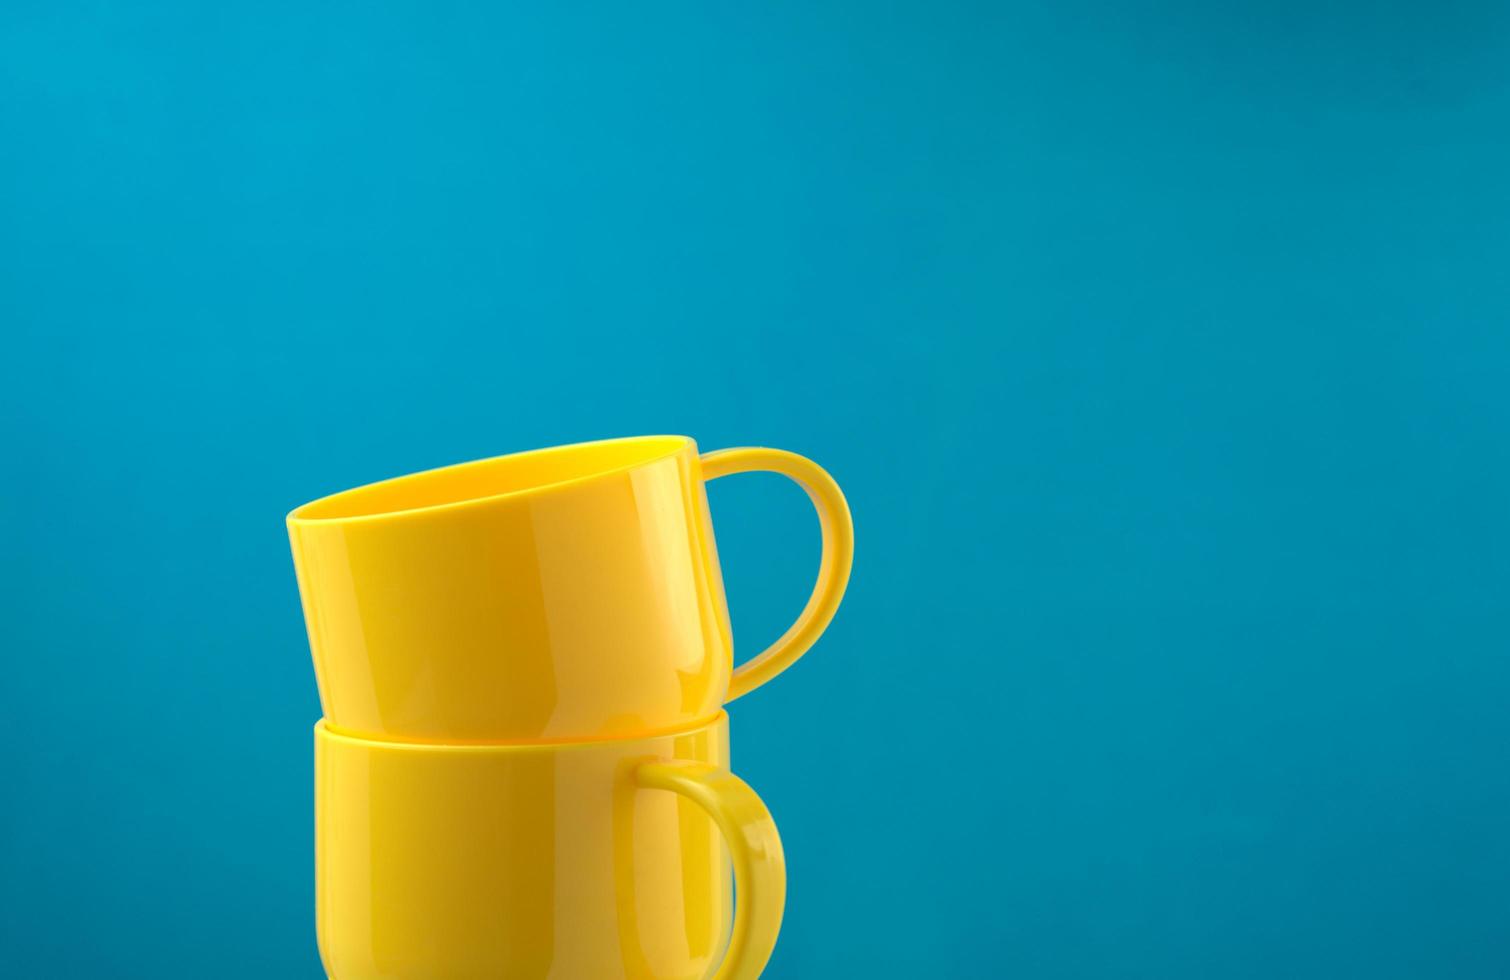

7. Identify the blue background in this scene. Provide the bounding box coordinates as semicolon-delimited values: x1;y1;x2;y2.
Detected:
4;2;1509;977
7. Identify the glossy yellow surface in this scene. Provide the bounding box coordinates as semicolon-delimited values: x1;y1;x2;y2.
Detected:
289;436;852;742
316;713;784;980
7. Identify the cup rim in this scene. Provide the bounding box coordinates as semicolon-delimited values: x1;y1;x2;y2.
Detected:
315;710;728;753
287;434;693;527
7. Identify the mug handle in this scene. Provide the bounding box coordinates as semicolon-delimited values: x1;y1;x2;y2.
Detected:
700;448;854;701
636;760;786;980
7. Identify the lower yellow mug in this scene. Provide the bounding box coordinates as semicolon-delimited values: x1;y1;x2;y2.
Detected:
315;713;784;979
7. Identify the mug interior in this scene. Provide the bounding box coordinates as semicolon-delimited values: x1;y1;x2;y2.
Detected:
290;435;689;522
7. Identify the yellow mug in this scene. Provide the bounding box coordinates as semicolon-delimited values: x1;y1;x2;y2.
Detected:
315;712;783;980
289;436;852;742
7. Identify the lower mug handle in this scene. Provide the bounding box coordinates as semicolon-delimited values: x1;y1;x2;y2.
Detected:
635;760;786;980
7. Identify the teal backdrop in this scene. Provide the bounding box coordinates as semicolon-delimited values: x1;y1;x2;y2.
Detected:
4;2;1509;977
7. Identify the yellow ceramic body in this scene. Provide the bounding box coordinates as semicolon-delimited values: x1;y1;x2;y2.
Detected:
289;436;852;742
315;713;784;980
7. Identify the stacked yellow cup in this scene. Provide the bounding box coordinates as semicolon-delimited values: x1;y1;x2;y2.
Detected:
287;436;853;980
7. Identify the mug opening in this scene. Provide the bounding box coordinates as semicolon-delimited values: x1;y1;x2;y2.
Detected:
289;435;691;523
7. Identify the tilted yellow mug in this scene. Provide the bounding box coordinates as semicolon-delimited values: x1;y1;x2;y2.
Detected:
316;712;782;980
288;436;852;742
